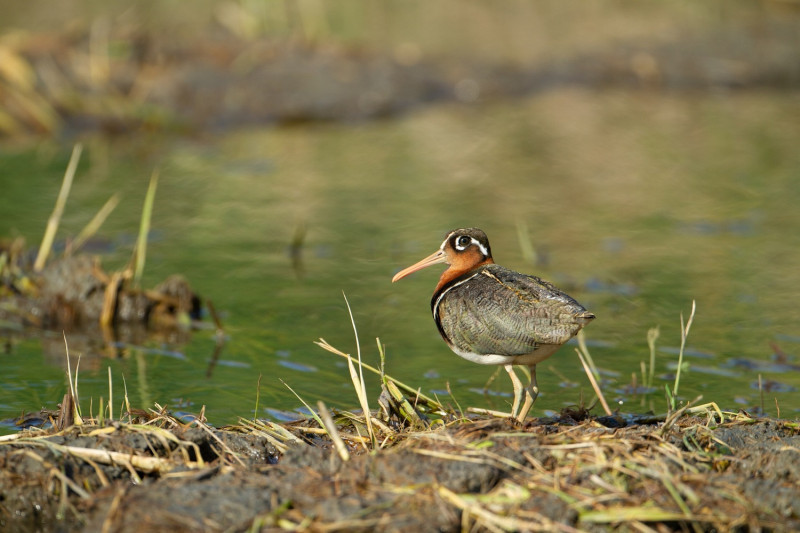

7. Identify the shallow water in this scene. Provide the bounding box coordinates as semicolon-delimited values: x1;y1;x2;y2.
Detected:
2;89;799;428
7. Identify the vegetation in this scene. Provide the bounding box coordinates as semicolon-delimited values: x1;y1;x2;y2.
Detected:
1;317;797;531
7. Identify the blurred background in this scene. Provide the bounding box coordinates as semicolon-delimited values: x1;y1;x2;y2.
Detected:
1;1;799;429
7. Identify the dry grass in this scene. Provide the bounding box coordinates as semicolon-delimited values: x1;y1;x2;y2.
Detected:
6;396;784;531
33;143;82;272
0;323;796;532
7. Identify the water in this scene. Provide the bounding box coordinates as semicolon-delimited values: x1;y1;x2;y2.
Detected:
2;89;799;429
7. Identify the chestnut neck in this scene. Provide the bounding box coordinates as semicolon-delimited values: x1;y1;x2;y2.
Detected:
433;257;494;296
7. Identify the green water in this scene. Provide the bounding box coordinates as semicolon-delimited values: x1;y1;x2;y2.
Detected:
2;90;800;427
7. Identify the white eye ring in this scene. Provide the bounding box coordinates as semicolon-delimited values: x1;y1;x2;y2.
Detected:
453;235;489;256
455;236;472;250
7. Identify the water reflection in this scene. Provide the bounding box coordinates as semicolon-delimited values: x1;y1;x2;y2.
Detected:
2;90;800;428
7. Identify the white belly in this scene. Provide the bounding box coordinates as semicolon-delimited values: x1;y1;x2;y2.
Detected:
448;342;562;366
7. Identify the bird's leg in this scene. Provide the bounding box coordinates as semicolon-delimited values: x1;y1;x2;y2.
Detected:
504;364;523;420
516;364;539;422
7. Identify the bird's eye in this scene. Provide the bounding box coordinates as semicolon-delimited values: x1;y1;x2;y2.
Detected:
457;236;471;247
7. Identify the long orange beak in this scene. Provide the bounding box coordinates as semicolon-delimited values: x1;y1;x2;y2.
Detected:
391;249;448;282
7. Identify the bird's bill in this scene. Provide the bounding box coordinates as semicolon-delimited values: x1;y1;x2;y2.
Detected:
391;249;447;282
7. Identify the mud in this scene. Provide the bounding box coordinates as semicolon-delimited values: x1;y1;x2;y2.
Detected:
1;253;201;329
1;412;798;532
0;245;205;357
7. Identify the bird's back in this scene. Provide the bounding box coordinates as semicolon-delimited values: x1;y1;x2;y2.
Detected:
433;264;594;361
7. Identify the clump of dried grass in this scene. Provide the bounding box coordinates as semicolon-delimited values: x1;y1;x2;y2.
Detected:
1;307;794;533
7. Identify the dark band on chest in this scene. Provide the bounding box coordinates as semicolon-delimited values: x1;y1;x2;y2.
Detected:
430;268;487;343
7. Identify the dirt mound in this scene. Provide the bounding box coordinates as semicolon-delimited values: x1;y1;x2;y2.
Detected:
1;408;797;532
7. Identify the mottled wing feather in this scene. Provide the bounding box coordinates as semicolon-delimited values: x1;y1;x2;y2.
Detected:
437;264;593;356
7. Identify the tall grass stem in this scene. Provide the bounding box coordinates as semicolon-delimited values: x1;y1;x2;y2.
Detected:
576;348;612;415
35;143;82;271
672;300;696;401
72;193;120;253
107;367;113;421
133;169;159;288
647;326;660;388
342;292;376;448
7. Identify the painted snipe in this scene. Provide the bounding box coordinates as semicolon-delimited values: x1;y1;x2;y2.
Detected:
392;228;595;422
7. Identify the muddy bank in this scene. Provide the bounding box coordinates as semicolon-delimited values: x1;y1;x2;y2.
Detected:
0;236;207;358
1;408;798;532
2;7;799;137
1;254;200;330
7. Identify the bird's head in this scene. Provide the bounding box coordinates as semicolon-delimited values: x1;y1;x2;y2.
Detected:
392;228;493;282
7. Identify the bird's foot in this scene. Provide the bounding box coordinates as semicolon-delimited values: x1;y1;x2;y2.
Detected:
504;364;524;420
515;386;539;423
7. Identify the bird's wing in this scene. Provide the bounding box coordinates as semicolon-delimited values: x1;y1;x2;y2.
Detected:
437;265;593;356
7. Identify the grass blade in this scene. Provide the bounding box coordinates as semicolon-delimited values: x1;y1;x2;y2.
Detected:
576;330;599;380
35;143;82;271
280;379;323;429
133;169;159;288
514;218;537;264
672;300;696;400
72;193;120;253
576;348;612;415
341;292;376;448
315;338;442;410
107;367;113;422
647;326;660;388
64;332;83;425
317;401;350;461
254;373;262;421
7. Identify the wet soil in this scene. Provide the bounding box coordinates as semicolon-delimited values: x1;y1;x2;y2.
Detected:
1;253;201;331
1;412;798;532
0;246;206;359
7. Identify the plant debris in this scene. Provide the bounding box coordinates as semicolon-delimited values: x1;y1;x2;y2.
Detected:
1;241;202;336
1;392;799;532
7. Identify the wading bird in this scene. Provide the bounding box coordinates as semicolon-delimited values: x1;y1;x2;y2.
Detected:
392;228;595;421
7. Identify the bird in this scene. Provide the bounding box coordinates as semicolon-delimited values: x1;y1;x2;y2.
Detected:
392;227;595;421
